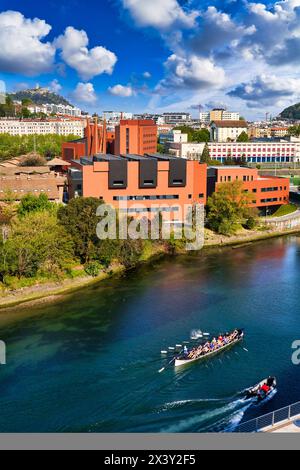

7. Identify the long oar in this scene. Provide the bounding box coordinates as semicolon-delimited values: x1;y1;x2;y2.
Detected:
158;356;177;374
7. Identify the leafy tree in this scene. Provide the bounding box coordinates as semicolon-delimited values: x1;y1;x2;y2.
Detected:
0;134;79;161
207;180;257;235
117;239;144;269
157;143;165;154
237;131;249;142
57;197;105;264
18;194;54;217
0;212;74;279
193;129;210;143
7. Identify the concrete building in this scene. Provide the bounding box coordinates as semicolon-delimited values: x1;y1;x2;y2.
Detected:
68;154;207;221
0;118;86;137
210;120;248;142
0;164;66;203
27;103;82;117
169;140;300;163
207;166;289;209
163;113;191;126
200;109;240;124
114;119;157;156
160;130;188;145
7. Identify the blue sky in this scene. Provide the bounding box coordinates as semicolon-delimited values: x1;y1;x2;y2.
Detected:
0;0;300;119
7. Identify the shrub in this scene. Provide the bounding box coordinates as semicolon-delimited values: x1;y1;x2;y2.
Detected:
84;261;103;277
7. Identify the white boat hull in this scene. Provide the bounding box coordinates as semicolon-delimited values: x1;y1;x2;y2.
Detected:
174;336;243;368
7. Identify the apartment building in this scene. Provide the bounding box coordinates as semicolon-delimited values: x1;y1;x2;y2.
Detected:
210;120;248;142
169;141;300;163
0;118;86;137
200;109;240;124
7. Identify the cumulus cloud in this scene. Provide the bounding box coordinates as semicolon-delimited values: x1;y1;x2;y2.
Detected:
122;0;198;30
49;79;62;93
0;10;55;76
228;74;300;107
143;71;151;79
71;82;97;104
108;84;134;97
189;6;255;56
55;27;117;80
158;54;225;92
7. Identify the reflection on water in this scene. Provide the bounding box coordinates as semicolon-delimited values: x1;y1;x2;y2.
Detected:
0;235;300;432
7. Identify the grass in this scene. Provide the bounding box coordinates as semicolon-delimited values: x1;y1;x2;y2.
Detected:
271;204;298;218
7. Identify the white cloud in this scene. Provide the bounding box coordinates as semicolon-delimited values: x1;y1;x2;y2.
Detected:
71;82;97;104
108;84;134;97
143;71;151;79
55;27;117;81
190;6;255;56
0;10;55;76
228;74;300;107
49;79;62;93
122;0;198;30
158;54;225;92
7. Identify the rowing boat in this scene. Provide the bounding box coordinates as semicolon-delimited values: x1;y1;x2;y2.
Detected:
174;329;244;367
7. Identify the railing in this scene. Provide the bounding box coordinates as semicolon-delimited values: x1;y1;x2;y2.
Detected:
236;401;300;433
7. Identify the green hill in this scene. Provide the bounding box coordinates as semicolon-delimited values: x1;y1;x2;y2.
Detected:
9;87;72;107
280;103;300;120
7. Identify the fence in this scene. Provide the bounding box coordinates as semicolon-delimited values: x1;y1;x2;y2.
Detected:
236;401;300;433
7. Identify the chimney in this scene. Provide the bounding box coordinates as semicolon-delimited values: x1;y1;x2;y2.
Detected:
102;118;107;154
85;118;92;156
93;117;98;155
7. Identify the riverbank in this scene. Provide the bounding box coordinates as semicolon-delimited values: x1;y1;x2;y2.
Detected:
1;226;300;310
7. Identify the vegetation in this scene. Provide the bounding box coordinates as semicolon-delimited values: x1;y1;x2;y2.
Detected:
20;153;47;167
173;126;210;143
9;89;72;107
0;133;78;161
271;204;297;218
201;143;211;163
17;194;55;217
236;131;249;142
288;125;300;137
206;180;258;235
280;103;300;120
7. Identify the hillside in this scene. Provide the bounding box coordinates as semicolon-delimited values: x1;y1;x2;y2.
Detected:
9;87;72;107
280;103;300;120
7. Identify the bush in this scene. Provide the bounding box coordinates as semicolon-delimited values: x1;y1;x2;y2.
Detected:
84;261;103;277
244;216;257;230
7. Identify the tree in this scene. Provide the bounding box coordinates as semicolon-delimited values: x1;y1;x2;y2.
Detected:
193;129;210;143
20;153;47;167
201;143;211;163
57;197;105;264
17;193;54;217
206;180;257;235
0;212;74;279
237;131;249;142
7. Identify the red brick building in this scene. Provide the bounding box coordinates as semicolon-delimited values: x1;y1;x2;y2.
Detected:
207;166;290;208
114;120;157;156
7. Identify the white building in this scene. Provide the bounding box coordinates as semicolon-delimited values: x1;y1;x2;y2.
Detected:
27;103;82;117
170;141;300;163
0;119;86;137
210;120;248;142
163;112;191;125
200;110;240;123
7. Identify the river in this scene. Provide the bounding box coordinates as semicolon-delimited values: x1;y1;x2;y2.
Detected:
0;236;299;432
